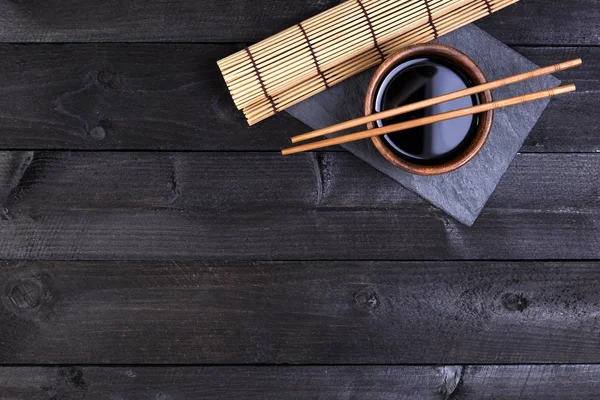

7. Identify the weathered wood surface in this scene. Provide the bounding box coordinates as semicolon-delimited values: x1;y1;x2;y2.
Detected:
0;151;598;260
2;260;600;364
0;44;307;150
0;44;595;151
0;0;598;394
2;365;600;399
0;0;597;45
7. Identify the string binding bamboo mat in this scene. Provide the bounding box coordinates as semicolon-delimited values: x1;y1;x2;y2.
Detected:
217;0;520;125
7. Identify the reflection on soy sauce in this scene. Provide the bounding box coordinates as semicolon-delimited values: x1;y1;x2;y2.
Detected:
375;57;480;165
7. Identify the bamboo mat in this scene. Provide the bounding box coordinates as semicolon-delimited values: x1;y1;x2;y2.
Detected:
218;0;520;125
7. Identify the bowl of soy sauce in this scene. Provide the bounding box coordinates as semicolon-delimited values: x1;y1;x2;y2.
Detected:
364;44;493;175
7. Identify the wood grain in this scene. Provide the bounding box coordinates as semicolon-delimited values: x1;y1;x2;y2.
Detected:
0;151;599;260
515;45;600;152
0;44;594;151
0;0;343;43
0;0;596;393
2;365;600;399
0;44;307;150
0;0;596;45
2;260;600;363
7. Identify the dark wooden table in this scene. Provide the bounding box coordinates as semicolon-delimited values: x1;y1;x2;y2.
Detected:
0;0;598;398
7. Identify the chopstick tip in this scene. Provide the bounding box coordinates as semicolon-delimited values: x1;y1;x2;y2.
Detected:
553;84;576;96
556;58;583;72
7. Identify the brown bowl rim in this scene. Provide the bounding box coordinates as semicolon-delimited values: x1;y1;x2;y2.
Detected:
364;43;494;176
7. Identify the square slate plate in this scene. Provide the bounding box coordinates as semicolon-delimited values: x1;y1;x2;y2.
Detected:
286;25;559;226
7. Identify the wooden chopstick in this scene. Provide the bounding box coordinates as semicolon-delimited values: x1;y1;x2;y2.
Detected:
290;58;582;144
281;84;576;156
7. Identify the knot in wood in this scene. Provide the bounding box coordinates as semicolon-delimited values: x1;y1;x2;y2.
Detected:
501;293;529;312
8;279;43;309
89;125;107;141
97;70;116;86
59;367;88;390
354;288;379;310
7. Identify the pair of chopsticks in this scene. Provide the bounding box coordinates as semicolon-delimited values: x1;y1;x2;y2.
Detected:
281;58;582;156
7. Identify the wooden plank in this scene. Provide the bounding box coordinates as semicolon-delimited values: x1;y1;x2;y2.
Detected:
0;44;308;150
0;44;595;151
0;0;596;45
475;0;600;46
516;46;600;152
2;260;600;364
2;365;600;399
0;151;599;260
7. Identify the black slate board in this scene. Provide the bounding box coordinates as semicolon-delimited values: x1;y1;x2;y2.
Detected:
286;25;560;226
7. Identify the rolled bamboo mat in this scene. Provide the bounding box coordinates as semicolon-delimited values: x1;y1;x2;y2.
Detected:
217;0;520;125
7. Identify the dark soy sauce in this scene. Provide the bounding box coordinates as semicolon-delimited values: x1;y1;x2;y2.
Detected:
374;56;480;164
